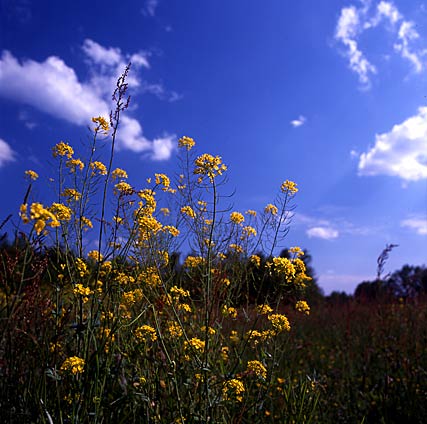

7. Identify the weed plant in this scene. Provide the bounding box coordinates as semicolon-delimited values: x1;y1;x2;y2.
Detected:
0;67;318;423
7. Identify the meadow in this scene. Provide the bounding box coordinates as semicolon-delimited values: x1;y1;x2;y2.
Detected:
1;68;426;423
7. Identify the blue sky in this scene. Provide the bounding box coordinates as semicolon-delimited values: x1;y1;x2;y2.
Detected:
0;0;426;294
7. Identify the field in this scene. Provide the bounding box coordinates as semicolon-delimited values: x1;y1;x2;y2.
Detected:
1;71;426;423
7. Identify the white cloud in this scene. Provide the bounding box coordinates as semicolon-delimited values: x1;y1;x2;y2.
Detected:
358;107;427;181
306;226;339;240
401;217;427;235
0;43;175;161
290;115;306;127
335;1;425;87
142;0;159;17
335;6;377;87
0;138;15;167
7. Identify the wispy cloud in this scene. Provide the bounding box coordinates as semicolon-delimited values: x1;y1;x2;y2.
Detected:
0;40;175;161
142;0;159;17
290;115;306;128
0;138;16;167
401;216;427;235
335;1;426;88
296;212;377;240
358;107;427;181
307;226;339;240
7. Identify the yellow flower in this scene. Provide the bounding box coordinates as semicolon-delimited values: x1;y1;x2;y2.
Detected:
155;173;171;190
135;325;158;342
222;379;245;402
24;170;38;181
167;321;183;338
178;135;195;150
90;161;107;175
183;256;205;268
271;257;296;281
92;116;110;134
250;255;261;267
73;283;92;303
256;304;273;315
245;209;257;217
221;305;237;319
61;188;81;201
281;179;298;194
61;356;85;374
111;168;128;180
160;207;170;216
229;243;244;254
295;300;310;315
81;216;93;230
264;204;278;215
162;225;180;237
230;211;245;225
289;246;304;257
246;360;267;379
268;313;291;333
52;141;74;159
114;181;133;195
184;337;205;353
242;226;257;238
194;153;227;182
66;158;84;173
49;203;72;221
181;205;196;219
87;250;103;262
221;346;229;361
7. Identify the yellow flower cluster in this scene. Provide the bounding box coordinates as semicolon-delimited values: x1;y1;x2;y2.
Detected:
229;244;243;254
66;158;84;173
60;356;85;374
242;226;257;238
271;257;296;281
92;116;110;134
138;267;161;287
289;246;304;257
178;135;195;150
264;204;278;215
90;161;107;175
155;173;171;190
170;286;190;299
87;250;103;262
250;255;261;267
183;256;205;268
184;337;205;354
20;203;60;234
246;360;267;379
111;167;128;180
281;179;298;194
194;153;227;183
222;379;245;402
75;258;88;277
162;225;180;237
167;321;183;338
61;188;81;201
52;141;74;159
245;209;257;217
24;169;39;181
295;300;310;315
222;305;238;319
181;205;196;219
230;211;245;225
73;283;93;303
114;181;133;195
256;304;273;315
268;313;291;333
135;325;158;342
49;203;72;221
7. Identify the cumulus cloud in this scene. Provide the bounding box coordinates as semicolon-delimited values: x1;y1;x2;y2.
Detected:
358;107;427;181
290;115;306;128
0;138;16;167
401;216;427;235
306;226;339;240
335;1;426;87
0;41;175;161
